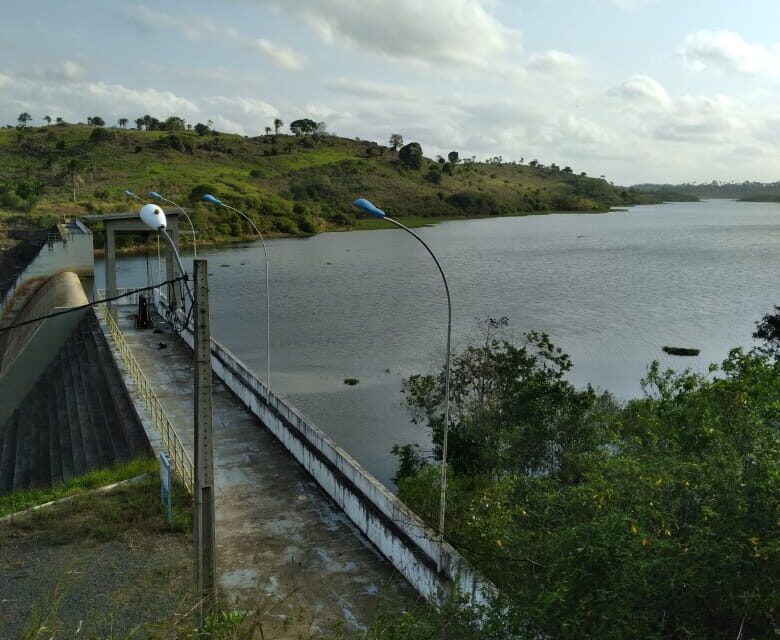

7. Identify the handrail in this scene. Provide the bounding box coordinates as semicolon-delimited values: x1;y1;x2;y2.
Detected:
96;298;194;494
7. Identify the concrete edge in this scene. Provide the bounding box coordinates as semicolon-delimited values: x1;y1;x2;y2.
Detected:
0;473;152;524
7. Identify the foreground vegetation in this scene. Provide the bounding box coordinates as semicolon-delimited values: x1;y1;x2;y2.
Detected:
0;456;157;517
1;122;682;247
393;317;779;639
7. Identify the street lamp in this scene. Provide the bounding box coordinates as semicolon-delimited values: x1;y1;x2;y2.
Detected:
150;191;198;257
125;189;162;283
138;203;194;309
200;194;271;390
352;197;452;573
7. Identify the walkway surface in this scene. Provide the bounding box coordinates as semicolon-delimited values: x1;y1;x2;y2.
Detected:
110;306;408;637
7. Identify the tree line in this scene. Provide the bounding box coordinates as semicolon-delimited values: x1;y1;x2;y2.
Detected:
12;112;329;139
389;315;778;639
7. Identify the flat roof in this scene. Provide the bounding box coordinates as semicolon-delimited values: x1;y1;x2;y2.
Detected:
82;210;181;223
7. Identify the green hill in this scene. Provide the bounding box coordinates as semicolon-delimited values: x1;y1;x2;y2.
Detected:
1;124;672;244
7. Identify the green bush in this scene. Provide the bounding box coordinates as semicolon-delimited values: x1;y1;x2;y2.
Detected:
446;191;501;215
274;216;298;234
397;324;779;639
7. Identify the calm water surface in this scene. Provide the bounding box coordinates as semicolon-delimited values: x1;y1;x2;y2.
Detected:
98;200;780;486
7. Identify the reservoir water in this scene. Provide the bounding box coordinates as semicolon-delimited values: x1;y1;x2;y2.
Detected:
98;200;780;487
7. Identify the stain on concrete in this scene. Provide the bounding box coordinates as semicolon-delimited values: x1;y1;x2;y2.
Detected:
112;307;410;636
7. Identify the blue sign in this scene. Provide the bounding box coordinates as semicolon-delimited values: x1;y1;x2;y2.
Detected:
159;452;172;523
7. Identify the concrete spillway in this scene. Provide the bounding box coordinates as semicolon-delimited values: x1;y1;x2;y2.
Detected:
108;305;407;635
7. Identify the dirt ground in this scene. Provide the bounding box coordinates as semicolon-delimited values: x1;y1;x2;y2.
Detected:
0;478;195;639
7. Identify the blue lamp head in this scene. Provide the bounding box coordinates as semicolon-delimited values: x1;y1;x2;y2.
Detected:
201;194;222;206
352;198;385;218
149;191;162;199
123;190;136;198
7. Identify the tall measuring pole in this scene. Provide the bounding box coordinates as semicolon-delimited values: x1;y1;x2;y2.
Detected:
193;259;216;613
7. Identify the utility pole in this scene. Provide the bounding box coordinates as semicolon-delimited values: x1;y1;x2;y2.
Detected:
193;259;216;616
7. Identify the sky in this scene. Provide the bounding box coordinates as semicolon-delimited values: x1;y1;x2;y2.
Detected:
2;0;780;184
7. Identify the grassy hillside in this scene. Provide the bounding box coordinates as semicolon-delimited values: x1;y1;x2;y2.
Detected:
1;124;671;244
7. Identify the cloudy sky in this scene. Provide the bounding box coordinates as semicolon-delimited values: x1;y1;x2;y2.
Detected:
2;0;779;184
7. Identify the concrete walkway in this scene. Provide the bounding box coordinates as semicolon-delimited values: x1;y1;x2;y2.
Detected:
111;306;408;637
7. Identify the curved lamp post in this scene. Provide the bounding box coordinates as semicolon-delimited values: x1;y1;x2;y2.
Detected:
138;203;194;309
352;197;452;573
150;191;198;257
201;194;271;390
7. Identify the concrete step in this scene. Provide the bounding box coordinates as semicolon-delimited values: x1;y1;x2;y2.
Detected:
27;384;49;489
12;401;34;491
58;349;84;479
53;353;75;481
80;317;127;464
65;334;100;470
46;369;63;485
0;410;19;494
85;312;141;460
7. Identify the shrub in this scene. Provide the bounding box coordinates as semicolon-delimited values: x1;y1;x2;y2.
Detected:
0;191;24;209
274;217;298;234
446;191;501;215
89;127;114;143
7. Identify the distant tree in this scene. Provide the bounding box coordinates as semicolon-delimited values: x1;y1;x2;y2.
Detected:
562;166;573;173
18;112;32;127
118;118;128;129
289;118;318;135
529;159;539;167
90;116;105;127
64;158;84;201
754;306;780;353
448;151;459;164
273;118;283;134
186;123;192;131
56;117;64;125
135;117;144;130
315;121;327;134
389;133;404;151
86;117;93;126
398;141;423;170
425;165;442;184
163;116;185;131
436;155;446;164
194;122;210;136
43;115;52;125
264;126;272;135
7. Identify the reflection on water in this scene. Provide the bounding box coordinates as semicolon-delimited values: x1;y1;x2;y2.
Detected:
97;200;780;486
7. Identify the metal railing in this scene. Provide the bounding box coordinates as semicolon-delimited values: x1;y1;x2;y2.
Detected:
94;288;145;306
96;299;194;494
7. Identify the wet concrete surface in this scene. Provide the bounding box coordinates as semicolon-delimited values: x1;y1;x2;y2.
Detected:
111;307;410;637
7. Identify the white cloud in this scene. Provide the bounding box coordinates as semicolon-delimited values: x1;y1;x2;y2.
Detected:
323;77;416;101
527;50;582;75
609;74;670;108
0;69;280;135
653;94;746;143
125;3;202;40
246;39;306;70
610;75;747;144
124;3;306;71
680;30;779;75
252;0;519;69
